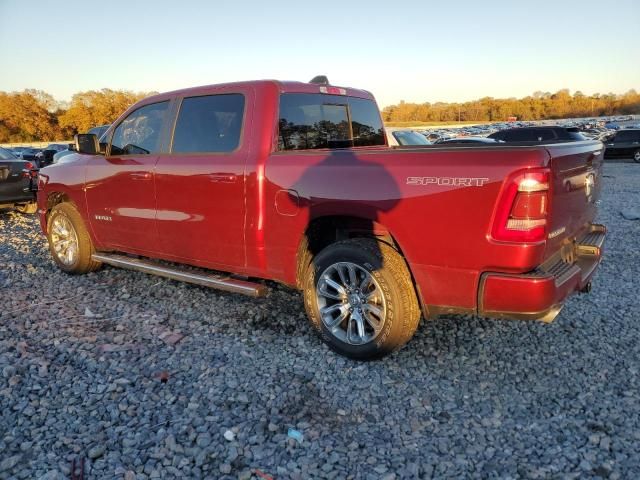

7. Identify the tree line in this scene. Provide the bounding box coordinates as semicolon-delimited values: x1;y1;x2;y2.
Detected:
382;89;640;124
0;89;155;143
2;87;639;142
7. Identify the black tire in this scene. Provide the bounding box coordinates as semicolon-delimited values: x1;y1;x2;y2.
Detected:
15;202;37;214
633;149;640;163
302;238;421;360
47;203;101;274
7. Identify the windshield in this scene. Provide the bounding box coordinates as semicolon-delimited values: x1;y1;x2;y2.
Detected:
0;147;17;160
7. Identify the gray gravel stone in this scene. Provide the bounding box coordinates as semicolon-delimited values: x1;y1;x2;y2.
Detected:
0;163;638;478
88;445;106;459
0;454;22;472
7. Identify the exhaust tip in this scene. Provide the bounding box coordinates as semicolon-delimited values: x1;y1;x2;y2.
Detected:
580;282;592;294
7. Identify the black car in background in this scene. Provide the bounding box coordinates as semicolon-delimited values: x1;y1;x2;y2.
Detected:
488;126;586;143
17;148;42;163
0;147;38;213
604;129;640;162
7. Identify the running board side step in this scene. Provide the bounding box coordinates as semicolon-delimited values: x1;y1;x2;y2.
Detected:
91;253;268;297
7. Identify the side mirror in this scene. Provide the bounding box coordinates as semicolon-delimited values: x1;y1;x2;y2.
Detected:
75;133;99;155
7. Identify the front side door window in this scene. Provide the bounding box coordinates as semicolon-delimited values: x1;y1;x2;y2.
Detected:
110;102;169;156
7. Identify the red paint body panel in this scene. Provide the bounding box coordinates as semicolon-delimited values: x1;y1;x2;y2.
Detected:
482;275;558;313
84;154;160;254
37;79;605;319
480;255;599;316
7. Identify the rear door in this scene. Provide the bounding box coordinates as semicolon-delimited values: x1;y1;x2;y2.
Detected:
85;100;171;254
154;89;249;269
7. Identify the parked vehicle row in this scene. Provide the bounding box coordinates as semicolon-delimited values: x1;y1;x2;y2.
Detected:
390;116;638;161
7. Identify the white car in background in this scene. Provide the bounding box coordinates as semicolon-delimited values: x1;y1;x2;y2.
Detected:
386;129;432;146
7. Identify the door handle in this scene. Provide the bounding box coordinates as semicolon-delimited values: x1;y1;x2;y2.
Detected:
130;172;151;180
208;173;237;183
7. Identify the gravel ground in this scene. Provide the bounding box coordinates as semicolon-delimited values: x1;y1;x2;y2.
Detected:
1;163;639;480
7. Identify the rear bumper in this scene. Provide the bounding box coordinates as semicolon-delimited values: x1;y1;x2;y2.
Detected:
479;223;606;322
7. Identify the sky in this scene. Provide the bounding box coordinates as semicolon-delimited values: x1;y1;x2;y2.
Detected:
1;0;638;108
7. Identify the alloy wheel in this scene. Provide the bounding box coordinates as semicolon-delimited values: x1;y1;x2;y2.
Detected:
315;262;386;345
50;215;79;266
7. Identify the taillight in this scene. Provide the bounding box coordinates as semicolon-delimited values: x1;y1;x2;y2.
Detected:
22;162;36;178
491;168;550;243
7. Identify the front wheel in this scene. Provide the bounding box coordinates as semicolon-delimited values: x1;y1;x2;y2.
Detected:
47;203;101;274
303;238;421;360
633;149;640;163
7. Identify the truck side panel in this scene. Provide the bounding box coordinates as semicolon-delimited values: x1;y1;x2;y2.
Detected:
261;145;551;311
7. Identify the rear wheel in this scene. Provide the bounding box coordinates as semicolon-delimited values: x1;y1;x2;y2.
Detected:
303;238;421;360
47;203;101;273
633;149;640;163
15;202;37;214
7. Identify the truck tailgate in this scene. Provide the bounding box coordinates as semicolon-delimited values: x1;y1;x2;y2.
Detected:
544;140;604;259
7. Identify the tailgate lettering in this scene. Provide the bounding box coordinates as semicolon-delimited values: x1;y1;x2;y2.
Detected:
407;176;489;187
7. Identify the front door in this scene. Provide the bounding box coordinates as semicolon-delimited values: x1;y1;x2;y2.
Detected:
154;92;247;269
85;100;171;254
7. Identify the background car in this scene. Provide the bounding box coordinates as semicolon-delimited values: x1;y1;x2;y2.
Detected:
52;147;75;164
386;129;432;146
434;137;500;145
604;129;640;162
0;146;38;213
87;124;110;139
488;126;586;143
35;143;69;167
9;146;29;158
17;147;42;164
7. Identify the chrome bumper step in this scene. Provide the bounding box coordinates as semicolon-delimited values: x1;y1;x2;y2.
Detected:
91;253;268;297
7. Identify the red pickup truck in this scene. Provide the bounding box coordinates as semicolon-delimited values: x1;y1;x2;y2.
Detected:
37;77;606;359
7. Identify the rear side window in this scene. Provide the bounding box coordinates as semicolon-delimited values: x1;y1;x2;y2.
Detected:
110;101;169;155
172;94;245;153
278;93;384;150
503;129;535;141
349;97;385;147
614;130;640;142
536;129;557;141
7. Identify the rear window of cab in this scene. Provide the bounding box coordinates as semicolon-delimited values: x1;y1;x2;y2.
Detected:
278;93;385;150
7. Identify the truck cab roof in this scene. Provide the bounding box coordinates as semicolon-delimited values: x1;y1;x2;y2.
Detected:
146;79;376;104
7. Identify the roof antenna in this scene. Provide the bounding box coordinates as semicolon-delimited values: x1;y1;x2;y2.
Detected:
309;75;330;85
